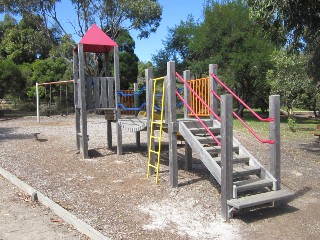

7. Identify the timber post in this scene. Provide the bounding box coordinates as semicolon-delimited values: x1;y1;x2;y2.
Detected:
166;61;178;187
114;46;122;155
134;82;141;148
209;64;218;122
78;44;89;159
73;50;81;152
220;94;233;221
183;70;192;170
269;95;281;190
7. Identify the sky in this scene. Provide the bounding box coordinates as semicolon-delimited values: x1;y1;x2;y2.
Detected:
0;0;206;62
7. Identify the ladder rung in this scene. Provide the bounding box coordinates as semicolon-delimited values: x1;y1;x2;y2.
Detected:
148;164;159;169
149;150;159;154
151;136;161;140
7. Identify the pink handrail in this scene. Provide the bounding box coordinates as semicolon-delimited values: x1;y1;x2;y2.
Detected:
176;72;221;121
176;91;221;146
210;73;273;122
211;90;275;144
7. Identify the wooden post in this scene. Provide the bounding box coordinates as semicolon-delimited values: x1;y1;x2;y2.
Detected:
78;44;89;158
269;95;281;190
134;82;141;148
167;61;178;187
220;94;233;221
104;52;112;150
146;68;155;175
114;46;122;155
183;70;192;170
73;50;81;152
209;64;218;122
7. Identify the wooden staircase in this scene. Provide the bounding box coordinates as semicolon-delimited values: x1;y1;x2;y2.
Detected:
179;119;294;218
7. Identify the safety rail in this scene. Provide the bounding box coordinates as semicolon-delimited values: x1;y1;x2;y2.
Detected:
210;73;274;122
211;90;275;144
176;72;220;121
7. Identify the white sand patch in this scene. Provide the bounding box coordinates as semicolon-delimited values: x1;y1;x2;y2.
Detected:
138;198;242;240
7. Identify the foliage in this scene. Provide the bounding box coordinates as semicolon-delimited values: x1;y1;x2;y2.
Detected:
137;61;154;82
1;0;162;40
267;50;319;115
248;0;320;83
152;15;198;76
191;0;275;115
0;59;25;99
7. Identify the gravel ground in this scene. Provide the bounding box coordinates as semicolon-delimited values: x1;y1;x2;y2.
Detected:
0;114;319;239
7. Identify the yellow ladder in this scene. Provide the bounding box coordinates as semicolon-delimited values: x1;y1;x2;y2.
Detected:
147;77;165;183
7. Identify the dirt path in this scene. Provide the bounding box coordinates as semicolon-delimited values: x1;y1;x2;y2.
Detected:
0;175;83;240
0;115;319;239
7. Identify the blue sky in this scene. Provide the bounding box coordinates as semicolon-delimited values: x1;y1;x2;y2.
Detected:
1;0;206;62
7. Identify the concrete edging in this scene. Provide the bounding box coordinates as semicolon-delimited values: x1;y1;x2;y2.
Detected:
0;166;109;240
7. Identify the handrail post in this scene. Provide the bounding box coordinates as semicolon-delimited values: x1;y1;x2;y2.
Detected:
221;94;233;221
167;61;178;187
269;95;281;190
184;70;192;170
209;64;218;122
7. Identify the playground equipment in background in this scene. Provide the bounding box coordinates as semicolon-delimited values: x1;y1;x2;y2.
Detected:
72;24;293;220
36;80;74;123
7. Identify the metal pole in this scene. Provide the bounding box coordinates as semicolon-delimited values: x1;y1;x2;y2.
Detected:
36;82;40;123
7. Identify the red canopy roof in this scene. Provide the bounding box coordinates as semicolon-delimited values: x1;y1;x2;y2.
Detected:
75;24;118;53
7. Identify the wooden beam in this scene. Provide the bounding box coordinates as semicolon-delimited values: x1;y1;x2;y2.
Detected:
114;46;122;155
220;94;233;221
269;95;281;190
78;44;89;158
167;61;178;187
134;83;141;148
183;70;192;170
73;51;81;152
209;64;218;122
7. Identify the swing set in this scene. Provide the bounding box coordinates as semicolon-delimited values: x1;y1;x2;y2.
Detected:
36;80;74;123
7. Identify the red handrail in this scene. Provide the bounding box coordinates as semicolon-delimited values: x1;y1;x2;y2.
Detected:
211;90;275;144
210;73;273;122
176;72;221;121
176;91;221;146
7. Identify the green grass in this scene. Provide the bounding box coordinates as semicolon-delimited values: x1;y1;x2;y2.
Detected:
233;114;320;141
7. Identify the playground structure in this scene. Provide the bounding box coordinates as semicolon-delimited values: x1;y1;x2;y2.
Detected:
73;24;293;220
36;80;74;123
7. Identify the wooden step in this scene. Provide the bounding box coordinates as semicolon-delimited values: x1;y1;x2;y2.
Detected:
188;126;221;135
213;155;249;165
234;178;274;193
204;145;239;155
227;189;294;209
195;135;221;145
233;165;261;178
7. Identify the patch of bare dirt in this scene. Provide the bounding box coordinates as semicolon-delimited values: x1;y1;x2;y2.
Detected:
0;114;319;239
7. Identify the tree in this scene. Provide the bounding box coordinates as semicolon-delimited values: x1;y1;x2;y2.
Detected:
152;15;198;76
249;0;320;83
0;59;25;99
267;50;319;116
0;14;54;64
190;0;275;115
1;0;162;40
